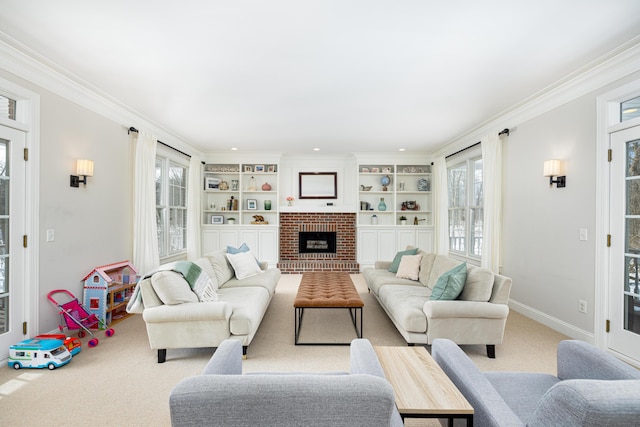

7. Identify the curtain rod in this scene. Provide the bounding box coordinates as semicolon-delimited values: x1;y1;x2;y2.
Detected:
445;128;509;159
128;127;191;159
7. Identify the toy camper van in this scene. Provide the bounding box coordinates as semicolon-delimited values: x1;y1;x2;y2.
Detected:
8;338;72;370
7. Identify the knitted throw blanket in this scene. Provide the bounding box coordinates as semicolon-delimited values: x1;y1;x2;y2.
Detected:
126;261;217;314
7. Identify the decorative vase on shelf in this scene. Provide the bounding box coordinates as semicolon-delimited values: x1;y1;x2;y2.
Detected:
264;200;272;210
378;197;387;211
248;176;257;191
261;182;272;191
371;214;378;225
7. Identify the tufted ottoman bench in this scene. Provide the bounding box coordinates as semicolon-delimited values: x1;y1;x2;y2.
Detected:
294;272;364;345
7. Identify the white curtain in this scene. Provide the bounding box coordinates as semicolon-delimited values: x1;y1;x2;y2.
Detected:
481;132;503;272
187;155;202;260
133;130;160;275
433;157;449;255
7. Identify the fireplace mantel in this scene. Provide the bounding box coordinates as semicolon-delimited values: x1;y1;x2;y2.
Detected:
279;205;356;213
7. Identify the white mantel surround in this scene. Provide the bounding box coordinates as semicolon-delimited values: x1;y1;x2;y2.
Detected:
279;205;356;213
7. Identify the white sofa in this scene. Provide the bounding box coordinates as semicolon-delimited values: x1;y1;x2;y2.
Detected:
363;247;511;357
127;247;281;362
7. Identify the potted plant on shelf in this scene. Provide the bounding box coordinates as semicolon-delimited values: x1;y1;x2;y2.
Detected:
399;215;407;225
227;217;236;225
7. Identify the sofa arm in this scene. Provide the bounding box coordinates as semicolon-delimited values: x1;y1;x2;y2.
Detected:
424;300;509;319
374;261;392;269
350;339;386;378
201;339;243;375
432;339;524;427
528;379;640;427
142;301;232;323
557;340;640;381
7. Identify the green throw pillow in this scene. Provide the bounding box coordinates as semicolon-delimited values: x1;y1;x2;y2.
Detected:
430;263;467;301
388;248;419;273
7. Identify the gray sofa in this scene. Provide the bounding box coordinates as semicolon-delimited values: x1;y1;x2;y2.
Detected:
127;247;281;362
169;339;404;427
363;248;512;357
432;338;640;427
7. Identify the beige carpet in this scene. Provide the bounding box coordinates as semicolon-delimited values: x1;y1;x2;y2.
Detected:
0;274;568;426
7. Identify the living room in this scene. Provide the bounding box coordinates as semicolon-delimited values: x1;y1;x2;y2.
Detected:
0;2;640;419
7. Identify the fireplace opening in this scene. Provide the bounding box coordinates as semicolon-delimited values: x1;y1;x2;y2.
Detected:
299;231;337;254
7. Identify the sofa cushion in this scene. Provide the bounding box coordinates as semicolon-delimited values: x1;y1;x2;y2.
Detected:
205;249;235;285
426;256;463;289
362;268;425;295
222;268;281;296
431;263;467;301
217;286;271;336
226;251;265;280
395;254;423;280
460;265;494;302
150;271;199;305
378;285;430;333
388;248;418;273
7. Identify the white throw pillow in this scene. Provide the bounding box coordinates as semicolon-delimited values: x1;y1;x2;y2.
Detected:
150;271;199;305
226;251;264;280
395;254;423;281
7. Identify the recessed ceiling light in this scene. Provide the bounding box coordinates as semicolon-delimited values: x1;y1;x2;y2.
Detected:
313;148;320;151
399;148;406;151
231;147;238;151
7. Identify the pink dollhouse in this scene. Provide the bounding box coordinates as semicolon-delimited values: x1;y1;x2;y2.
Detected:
82;261;138;326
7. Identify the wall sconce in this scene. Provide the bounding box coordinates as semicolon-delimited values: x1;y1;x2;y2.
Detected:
543;159;566;188
70;159;94;187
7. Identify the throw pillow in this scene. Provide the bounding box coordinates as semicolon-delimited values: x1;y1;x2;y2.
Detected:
150;271;199;305
226;251;264;280
227;243;261;266
430;263;467;301
459;265;494;302
388;248;419;273
395;254;423;280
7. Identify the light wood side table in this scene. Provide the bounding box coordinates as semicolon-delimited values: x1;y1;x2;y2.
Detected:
374;346;473;426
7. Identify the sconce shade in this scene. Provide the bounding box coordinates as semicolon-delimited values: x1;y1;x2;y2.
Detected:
543;159;566;188
76;159;94;177
543;159;562;177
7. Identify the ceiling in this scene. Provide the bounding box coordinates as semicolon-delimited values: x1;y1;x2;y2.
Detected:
1;1;640;155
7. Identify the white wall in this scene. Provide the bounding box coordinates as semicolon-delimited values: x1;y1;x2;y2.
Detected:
0;69;134;334
502;93;597;336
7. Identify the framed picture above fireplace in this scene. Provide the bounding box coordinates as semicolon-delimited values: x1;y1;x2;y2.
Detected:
299;172;337;199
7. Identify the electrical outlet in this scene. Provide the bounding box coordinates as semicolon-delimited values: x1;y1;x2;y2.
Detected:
578;299;587;314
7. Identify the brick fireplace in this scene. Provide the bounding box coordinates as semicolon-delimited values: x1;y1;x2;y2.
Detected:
278;212;359;273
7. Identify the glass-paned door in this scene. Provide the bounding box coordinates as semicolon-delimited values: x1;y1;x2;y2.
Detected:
0;125;26;360
609;124;640;361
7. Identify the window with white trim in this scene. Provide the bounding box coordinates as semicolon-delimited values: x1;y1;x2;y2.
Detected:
448;149;483;259
156;147;189;258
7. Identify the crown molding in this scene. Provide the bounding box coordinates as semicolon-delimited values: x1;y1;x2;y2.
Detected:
435;36;640;158
0;31;202;157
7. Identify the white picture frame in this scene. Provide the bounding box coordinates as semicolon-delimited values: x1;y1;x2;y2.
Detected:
247;199;257;210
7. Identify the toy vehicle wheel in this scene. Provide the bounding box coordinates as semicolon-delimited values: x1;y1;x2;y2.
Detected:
88;338;99;347
48;363;55;370
105;328;115;337
12;363;20;370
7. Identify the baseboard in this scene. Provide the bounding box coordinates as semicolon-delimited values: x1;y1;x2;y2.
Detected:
509;299;595;344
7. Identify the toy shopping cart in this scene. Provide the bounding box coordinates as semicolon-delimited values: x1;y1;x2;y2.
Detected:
47;289;115;347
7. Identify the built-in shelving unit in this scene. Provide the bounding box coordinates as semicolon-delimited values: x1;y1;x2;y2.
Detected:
202;163;279;225
358;164;432;226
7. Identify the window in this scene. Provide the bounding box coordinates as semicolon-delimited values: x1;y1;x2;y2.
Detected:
448;151;483;259
0;95;16;120
156;148;189;258
621;95;640;122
